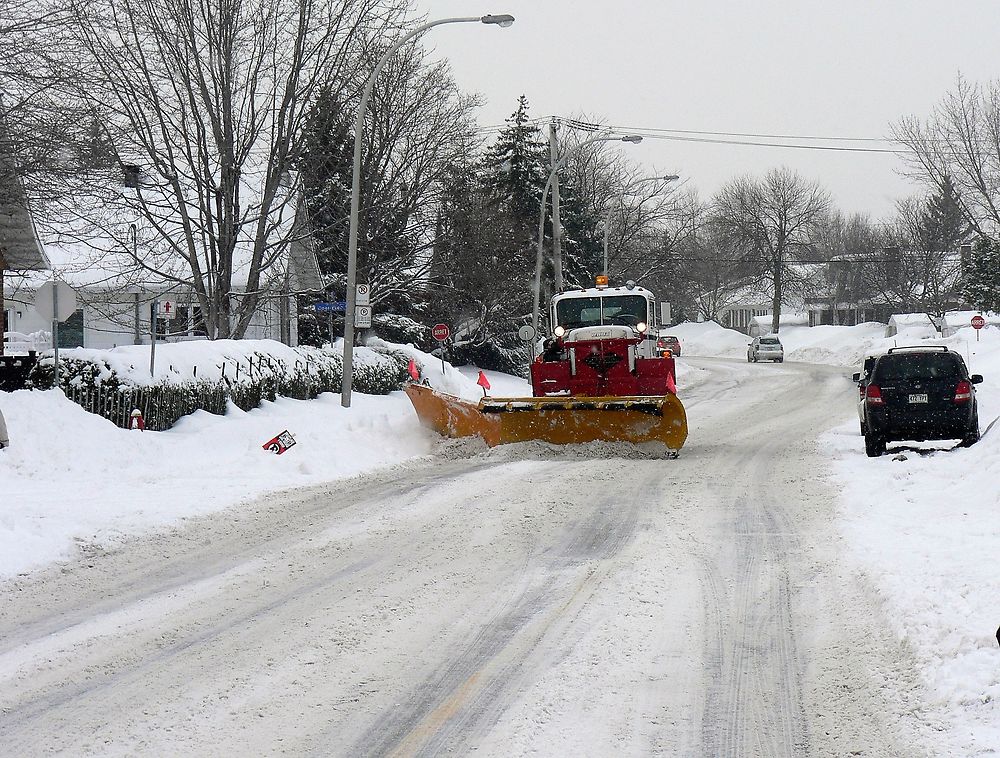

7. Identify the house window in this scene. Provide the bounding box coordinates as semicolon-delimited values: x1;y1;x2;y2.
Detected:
57;309;85;348
172;304;208;337
150;304;170;340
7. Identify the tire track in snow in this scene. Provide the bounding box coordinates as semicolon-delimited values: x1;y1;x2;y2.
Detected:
339;467;658;758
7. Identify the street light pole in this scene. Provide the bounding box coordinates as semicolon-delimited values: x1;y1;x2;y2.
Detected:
532;134;643;336
341;13;515;408
602;174;679;277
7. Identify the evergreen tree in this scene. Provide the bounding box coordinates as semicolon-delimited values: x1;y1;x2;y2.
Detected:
962;236;1000;313
297;83;354;279
559;179;604;288
482;96;548;222
919;175;968;251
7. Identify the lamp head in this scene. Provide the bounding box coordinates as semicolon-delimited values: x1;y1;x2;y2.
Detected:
481;14;515;27
621;135;643;143
663;174;680;181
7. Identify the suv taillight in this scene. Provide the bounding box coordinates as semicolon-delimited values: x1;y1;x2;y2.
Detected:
866;384;884;405
954;380;972;403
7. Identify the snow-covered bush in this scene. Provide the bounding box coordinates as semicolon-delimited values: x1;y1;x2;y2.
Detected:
25;342;412;430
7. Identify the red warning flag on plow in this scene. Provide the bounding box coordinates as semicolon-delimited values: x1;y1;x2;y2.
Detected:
665;367;677;395
407;359;420;381
477;371;491;391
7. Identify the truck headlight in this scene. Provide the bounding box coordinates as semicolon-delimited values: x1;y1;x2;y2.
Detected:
636;322;648;333
554;325;565;337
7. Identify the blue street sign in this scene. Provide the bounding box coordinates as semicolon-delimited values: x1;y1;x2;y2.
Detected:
314;301;346;312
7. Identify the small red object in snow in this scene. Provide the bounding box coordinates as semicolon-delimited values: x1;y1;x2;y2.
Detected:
129;409;145;431
477;371;491;393
263;430;296;455
407;359;419;381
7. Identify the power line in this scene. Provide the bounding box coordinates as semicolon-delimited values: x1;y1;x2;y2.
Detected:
543;116;908;154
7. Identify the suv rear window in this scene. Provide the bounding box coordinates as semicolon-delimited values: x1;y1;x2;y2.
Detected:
759;338;780;345
874;353;964;382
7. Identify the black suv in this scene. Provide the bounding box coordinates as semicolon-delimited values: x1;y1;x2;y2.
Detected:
854;346;983;457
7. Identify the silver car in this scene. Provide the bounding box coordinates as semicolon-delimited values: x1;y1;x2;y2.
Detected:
748;335;784;363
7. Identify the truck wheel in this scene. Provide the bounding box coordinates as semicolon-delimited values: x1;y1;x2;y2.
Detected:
864;431;885;457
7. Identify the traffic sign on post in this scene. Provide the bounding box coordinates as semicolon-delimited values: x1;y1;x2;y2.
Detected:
431;323;450;341
356;284;370;306
314;301;346;312
971;315;986;329
34;281;77;322
355;305;372;328
157;300;177;319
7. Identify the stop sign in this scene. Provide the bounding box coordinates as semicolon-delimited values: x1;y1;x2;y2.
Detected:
972;315;986;330
431;323;450;341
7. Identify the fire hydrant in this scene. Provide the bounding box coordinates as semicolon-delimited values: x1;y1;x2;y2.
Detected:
129;409;145;431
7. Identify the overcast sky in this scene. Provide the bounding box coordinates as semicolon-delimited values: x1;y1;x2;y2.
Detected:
411;1;1000;219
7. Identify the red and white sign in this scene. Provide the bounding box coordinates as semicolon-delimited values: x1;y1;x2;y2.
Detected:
431;323;450;341
262;430;296;455
157;300;177;319
971;315;986;330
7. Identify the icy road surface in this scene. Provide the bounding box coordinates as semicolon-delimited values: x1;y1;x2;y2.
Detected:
0;359;939;756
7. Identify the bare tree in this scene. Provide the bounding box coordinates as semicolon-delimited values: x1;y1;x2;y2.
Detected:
557;127;686;287
355;44;481;312
893;75;1000;237
713;167;830;333
46;0;403;339
675;208;758;322
890;196;965;317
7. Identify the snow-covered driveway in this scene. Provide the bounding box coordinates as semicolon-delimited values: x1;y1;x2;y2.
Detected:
0;359;940;756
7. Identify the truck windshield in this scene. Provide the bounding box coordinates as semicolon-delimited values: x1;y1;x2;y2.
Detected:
555;295;648;329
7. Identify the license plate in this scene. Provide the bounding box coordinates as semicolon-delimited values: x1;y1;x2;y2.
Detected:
908;393;928;403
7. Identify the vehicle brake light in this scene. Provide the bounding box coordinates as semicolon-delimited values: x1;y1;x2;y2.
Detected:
866;384;884;405
954;380;972;403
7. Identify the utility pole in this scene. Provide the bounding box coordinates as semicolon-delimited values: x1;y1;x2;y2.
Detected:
549;120;563;293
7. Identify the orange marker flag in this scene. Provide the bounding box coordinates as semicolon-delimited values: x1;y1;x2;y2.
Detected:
407;359;420;381
477;370;491;396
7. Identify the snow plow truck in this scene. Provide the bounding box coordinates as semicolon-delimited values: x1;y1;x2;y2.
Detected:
404;277;688;452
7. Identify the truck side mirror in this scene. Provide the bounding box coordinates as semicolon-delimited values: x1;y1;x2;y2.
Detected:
852;372;861;382
971;374;984;384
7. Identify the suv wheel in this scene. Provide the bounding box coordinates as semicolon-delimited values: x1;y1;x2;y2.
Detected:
864;430;885;458
960;415;981;448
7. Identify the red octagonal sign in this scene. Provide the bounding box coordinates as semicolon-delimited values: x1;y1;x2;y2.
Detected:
431;323;450;341
972;315;986;330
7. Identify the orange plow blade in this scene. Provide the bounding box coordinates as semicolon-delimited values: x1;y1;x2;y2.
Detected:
404;383;688;450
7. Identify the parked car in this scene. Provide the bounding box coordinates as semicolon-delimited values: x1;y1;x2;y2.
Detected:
656;333;681;356
855;346;983;457
747;335;784;363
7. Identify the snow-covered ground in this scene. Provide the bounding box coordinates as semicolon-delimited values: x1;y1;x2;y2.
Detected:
1;320;999;751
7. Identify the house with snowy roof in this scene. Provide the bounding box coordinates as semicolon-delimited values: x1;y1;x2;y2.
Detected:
4;163;323;351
